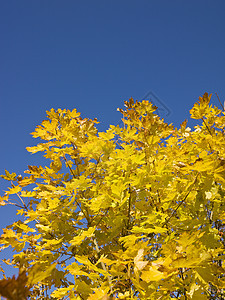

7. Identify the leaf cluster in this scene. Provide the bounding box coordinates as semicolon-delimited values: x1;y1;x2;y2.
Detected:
1;94;225;299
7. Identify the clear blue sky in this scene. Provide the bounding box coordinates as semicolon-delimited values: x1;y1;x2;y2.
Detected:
0;0;225;276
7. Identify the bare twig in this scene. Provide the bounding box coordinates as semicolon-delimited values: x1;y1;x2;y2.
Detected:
179;268;188;300
201;118;213;137
62;153;76;178
163;173;199;227
216;93;224;111
92;237;113;292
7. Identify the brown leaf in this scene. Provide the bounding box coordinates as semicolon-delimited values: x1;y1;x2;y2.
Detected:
0;271;30;300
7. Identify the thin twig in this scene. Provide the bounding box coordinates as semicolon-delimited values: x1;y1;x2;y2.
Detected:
62;150;89;221
201;118;212;136
163;173;199;227
11;181;28;210
127;185;132;230
179;268;188;300
216;93;224;111
63;153;76;178
72;143;81;176
16;193;28;211
93;237;113;292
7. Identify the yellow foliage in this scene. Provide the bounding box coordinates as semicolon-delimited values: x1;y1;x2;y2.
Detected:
1;93;225;299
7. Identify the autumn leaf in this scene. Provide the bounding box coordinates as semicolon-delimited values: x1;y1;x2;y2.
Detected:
0;271;29;300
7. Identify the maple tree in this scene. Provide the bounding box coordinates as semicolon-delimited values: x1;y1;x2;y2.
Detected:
1;93;225;299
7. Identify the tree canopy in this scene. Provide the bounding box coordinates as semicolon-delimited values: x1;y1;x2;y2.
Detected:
1;93;225;299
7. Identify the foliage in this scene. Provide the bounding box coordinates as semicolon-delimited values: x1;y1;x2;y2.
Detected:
1;93;225;299
0;270;29;300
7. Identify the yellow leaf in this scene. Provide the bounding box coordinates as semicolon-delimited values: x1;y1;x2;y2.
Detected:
132;226;167;235
205;191;212;199
87;288;109;300
1;228;17;239
70;109;80;119
28;262;57;285
141;266;165;282
75;280;92;297
134;249;148;272
1;170;17;181
16;223;36;233
70;227;95;246
51;286;74;298
6;185;21;195
66;263;90;277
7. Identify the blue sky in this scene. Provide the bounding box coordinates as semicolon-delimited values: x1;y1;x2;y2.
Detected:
0;0;225;276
